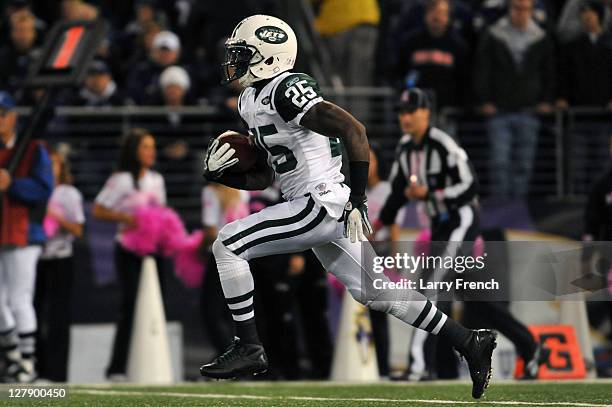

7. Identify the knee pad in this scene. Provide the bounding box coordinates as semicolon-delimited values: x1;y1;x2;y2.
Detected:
212;239;250;279
366;299;393;314
212;238;230;261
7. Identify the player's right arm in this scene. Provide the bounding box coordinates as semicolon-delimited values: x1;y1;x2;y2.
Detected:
206;147;274;191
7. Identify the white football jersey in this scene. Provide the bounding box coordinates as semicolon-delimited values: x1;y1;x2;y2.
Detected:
237;71;344;201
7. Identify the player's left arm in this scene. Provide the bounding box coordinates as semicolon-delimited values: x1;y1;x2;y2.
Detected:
301;101;369;161
301;101;372;242
274;73;371;241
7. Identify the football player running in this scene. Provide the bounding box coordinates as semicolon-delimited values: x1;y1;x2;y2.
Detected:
201;15;496;399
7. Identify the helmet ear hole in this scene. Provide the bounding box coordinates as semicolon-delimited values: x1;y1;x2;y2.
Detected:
264;57;274;65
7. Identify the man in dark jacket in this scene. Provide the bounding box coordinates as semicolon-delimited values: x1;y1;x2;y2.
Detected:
473;0;555;198
395;0;470;109
557;0;612;109
556;1;612;193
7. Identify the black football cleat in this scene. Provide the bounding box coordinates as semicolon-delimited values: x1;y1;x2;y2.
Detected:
521;342;551;380
458;329;497;399
200;337;268;379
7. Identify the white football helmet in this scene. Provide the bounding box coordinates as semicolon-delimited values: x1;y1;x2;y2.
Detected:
222;15;297;87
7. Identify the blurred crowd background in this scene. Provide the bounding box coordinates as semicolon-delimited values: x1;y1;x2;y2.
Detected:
0;0;610;200
0;0;611;384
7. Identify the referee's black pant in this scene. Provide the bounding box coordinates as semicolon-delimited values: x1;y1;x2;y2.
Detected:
408;208;537;378
408;205;480;379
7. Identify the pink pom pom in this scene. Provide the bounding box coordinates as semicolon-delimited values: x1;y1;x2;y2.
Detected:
43;202;65;238
43;201;64;237
159;207;187;257
249;202;266;213
174;230;206;288
414;228;432;257
473;235;485;257
43;216;60;238
225;204;250;224
120;206;165;256
327;274;345;298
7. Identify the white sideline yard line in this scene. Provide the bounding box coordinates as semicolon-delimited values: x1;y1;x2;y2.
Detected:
73;389;612;407
72;377;612;388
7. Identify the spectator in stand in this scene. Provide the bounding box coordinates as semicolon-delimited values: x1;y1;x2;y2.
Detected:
391;0;474;52
35;147;84;383
557;0;612;43
0;1;46;49
181;1;278;68
0;91;53;383
473;0;555;198
59;60;128;172
557;0;612;192
314;0;380;121
148;65;194;106
139;65;198;199
111;20;163;85
125;0;168;39
557;1;612;110
472;0;555;34
61;0;98;22
394;0;470;109
127;30;181;104
92;128;166;380
314;0;380;87
67;60;128;107
111;1;167;83
0;11;40;103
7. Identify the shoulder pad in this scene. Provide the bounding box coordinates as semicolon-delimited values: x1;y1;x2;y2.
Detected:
273;73;323;123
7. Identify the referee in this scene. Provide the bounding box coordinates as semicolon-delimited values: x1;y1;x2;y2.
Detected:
379;88;549;380
380;88;479;257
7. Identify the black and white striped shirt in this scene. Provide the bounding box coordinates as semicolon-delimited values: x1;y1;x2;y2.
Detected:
380;126;478;224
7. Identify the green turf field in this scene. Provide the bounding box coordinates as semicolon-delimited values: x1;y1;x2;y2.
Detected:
1;381;611;406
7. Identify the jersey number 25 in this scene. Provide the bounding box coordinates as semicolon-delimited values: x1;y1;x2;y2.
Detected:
285;80;318;108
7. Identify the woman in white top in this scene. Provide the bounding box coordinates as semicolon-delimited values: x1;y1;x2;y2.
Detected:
92;128;166;379
199;184;250;354
35;147;84;382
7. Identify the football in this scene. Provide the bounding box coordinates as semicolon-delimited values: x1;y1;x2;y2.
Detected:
217;131;258;173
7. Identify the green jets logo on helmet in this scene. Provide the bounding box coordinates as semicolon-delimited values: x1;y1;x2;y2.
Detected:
255;26;288;44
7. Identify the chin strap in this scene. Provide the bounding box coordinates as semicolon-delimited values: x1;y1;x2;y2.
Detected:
239;71;259;88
